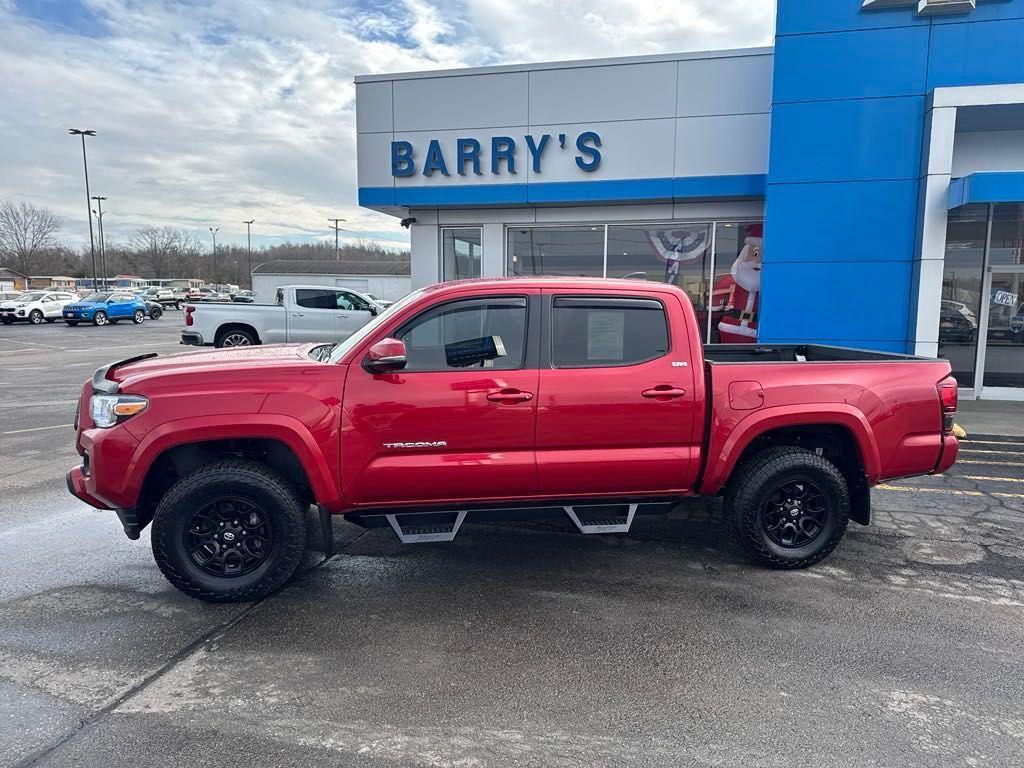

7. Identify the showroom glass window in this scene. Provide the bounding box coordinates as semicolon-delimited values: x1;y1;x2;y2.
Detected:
606;223;713;321
939;205;987;387
507;226;604;277
982;204;1024;388
710;222;763;344
442;228;482;281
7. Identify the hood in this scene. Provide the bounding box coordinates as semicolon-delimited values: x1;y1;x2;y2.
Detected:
107;343;326;386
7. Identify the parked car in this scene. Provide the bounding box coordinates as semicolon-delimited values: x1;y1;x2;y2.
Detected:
185;288;214;302
365;293;394;308
0;290;79;324
68;277;960;602
939;299;978;343
181;285;380;347
134;293;164;320
0;290;25;303
231;290;256;303
139;287;183;310
62;291;148;326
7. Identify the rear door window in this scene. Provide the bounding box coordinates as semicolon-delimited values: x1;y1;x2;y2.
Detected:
550;296;669;368
296;289;342;310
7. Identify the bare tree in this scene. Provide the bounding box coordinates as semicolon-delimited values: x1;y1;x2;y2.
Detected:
0;200;62;276
131;226;181;279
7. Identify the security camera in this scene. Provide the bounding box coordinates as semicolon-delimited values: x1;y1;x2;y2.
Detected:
400;217;417;229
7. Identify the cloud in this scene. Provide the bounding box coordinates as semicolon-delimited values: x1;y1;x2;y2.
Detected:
0;0;774;251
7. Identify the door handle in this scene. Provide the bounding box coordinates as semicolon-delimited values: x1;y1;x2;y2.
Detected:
336;314;350;318
486;389;534;404
291;312;304;317
642;385;686;399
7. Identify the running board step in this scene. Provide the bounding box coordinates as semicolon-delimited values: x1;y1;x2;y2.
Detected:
386;511;467;544
564;504;638;534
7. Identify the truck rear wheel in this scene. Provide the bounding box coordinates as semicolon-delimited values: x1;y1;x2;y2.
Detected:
216;329;256;347
726;447;849;569
151;459;307;603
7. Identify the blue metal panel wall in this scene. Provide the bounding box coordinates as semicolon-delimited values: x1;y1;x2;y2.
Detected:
762;0;1024;352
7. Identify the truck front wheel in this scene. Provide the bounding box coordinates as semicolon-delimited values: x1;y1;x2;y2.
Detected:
151;459;307;602
726;447;849;569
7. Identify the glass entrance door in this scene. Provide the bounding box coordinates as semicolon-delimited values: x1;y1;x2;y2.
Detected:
980;268;1024;393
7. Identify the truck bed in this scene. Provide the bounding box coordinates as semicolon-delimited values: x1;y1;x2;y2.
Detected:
703;343;925;364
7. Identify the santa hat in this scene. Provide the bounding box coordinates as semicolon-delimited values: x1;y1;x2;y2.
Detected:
744;222;763;245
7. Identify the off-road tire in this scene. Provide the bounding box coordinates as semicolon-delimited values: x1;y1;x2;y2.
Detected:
29;310;43;324
151;460;307;603
133;309;146;324
726;446;849;569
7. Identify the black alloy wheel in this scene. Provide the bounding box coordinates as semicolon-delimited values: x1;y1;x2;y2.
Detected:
184;497;274;577
761;478;828;548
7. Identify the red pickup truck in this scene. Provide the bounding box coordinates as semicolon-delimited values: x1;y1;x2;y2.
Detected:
67;278;959;602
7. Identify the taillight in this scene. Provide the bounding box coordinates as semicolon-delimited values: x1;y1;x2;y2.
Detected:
938;376;958;434
185;305;195;326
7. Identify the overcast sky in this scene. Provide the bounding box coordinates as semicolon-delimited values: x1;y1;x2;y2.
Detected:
0;0;775;251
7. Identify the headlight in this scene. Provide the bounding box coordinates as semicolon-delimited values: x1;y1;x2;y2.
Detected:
89;394;148;428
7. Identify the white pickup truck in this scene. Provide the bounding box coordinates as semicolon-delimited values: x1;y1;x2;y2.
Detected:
180;285;383;347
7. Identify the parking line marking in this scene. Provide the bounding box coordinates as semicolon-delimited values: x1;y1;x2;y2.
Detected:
961;440;1024;446
959;448;1023;456
1;423;73;435
962;475;1024;483
957;459;1023;467
876;483;1024;499
876;484;984;496
0;337;63;349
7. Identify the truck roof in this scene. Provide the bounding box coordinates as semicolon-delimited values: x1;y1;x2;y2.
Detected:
421;276;688;296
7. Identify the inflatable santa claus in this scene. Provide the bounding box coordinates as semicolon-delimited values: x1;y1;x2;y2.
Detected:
711;223;762;343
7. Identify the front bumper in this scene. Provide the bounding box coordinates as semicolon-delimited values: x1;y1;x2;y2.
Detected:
63;310;94;320
67;470;143;539
180;330;204;345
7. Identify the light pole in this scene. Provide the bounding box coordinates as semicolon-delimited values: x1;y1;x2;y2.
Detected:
328;218;346;261
209;227;219;282
243;219;254;286
69;129;98;289
91;196;107;289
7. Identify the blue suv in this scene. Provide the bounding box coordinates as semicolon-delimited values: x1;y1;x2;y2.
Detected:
63;291;148;326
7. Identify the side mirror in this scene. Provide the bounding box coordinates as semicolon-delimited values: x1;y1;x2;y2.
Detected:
364;337;407;373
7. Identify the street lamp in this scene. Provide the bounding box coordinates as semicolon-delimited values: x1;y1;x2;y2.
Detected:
209;226;219;280
328;218;346;261
91;196;107;289
69;129;98;289
243;219;254;286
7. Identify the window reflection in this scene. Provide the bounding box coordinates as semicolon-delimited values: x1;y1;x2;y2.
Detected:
442;228;482;280
939;205;986;387
507;227;604;277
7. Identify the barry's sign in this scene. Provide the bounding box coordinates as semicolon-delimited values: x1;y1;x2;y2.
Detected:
391;131;602;178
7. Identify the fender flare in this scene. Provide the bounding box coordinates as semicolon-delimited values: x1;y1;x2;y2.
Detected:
123;414;342;506
699;403;881;494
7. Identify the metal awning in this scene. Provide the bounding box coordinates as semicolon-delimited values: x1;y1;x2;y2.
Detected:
948;171;1024;209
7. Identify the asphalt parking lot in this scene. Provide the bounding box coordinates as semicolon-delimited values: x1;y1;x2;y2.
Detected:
1;318;1023;767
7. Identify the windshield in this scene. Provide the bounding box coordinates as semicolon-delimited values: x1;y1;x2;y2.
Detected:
327;289;426;364
20;292;46;301
82;292;111;302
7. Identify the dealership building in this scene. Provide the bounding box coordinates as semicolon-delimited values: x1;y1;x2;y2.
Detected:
356;0;1024;399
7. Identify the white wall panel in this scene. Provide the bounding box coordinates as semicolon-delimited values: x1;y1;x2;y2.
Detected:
529;62;677;124
673;113;770;177
410;225;439;288
357;132;397;188
394;72;529;131
676;54;773;117
356;82;393;133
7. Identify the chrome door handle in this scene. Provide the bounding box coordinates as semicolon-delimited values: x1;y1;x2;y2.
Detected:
486;389;534;404
642;385;686;399
291;312;304;317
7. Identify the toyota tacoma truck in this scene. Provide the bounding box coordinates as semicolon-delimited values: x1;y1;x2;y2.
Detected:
180;284;382;348
67;278;959;602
